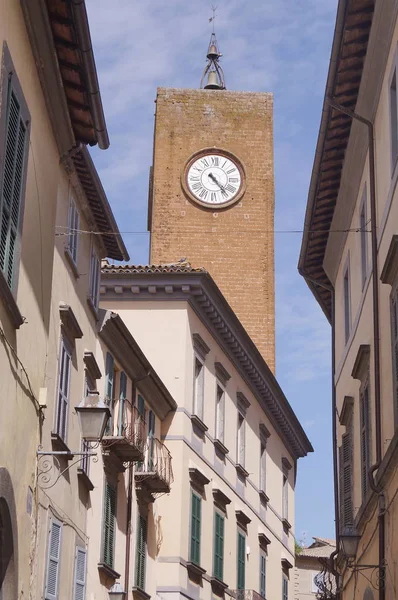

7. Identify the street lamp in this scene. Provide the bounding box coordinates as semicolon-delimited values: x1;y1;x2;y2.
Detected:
340;526;361;559
109;582;126;600
75;391;111;441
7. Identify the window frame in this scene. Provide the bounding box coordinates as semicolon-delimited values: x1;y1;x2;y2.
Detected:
54;334;72;443
259;548;266;598
193;355;205;420
135;514;147;590
213;509;224;581
66;194;79;266
101;482;117;569
390;285;398;426
73;545;87;600
88;243;101;312
0;42;31;297
282;471;288;521
215;382;225;444
44;517;62;600
389;55;398;174
237;528;246;590
237;410;245;468
359;186;368;289
282;572;289;600
360;377;371;500
343;257;351;345
189;490;202;566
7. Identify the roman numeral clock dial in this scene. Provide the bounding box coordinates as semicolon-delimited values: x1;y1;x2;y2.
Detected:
183;150;246;208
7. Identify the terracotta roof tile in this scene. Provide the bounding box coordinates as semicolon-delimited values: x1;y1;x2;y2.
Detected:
102;262;207;274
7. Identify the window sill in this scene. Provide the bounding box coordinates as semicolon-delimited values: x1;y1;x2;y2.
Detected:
210;576;228;595
87;296;99;321
97;562;120;580
282;518;292;531
51;433;74;460
186;561;206;579
214;438;229;456
132;587;151;600
259;491;269;505
77;468;94;491
236;463;249;479
191;414;208;434
64;248;80;279
0;270;24;328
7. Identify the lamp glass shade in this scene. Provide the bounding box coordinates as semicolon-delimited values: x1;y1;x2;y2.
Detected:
340;526;360;558
75;392;111;441
109;581;126;599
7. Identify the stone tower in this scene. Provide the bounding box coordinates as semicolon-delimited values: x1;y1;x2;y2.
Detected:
148;34;275;371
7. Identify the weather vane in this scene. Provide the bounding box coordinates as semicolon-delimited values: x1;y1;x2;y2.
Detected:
200;5;226;90
209;5;217;33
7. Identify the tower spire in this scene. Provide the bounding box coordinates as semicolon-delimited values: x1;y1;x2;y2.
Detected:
200;6;226;90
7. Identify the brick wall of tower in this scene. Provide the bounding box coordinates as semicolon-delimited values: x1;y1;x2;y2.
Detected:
149;87;275;371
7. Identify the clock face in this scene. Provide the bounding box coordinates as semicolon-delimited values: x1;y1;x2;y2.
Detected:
185;152;244;207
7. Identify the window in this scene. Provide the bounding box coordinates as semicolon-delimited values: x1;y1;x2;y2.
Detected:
237;412;245;467
259;550;266;598
80;369;97;476
360;380;371;499
390;67;398;169
311;571;321;594
260;443;266;492
0;44;30;292
88;246;100;310
104;353;115;435
67;197;79;265
339;430;353;528
193;357;204;419
237;530;246;590
135;515;147;590
44;518;62;600
73;546;87;600
101;483;116;568
147;410;155;470
343;263;351;344
360;188;368;288
215;385;225;443
213;511;224;581
117;372;127;436
282;573;288;600
282;473;288;520
55;336;72;442
391;290;398;418
190;492;201;565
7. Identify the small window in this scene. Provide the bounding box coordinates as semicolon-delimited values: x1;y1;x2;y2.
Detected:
360;380;371;499
360;188;368;289
259;550;266;598
237;412;245;467
0;44;30;292
390;67;398;169
73;546;87;600
190;491;201;565
44;518;62;600
88;246;100;310
67;197;79;265
101;483;116;568
193;357;204;420
282;473;288;520
343;263;351;344
55;336;72;442
311;571;321;594
213;511;224;581
260;443;266;492
135;515;147;590
215;385;225;443
237;530;246;590
282;573;289;600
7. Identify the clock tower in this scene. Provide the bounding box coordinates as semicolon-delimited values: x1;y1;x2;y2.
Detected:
148;32;275;371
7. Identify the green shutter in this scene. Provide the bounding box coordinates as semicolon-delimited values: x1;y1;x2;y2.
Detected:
213;512;224;580
237;531;245;590
135;515;147;589
260;552;266;598
0;84;28;290
190;492;201;565
102;483;116;567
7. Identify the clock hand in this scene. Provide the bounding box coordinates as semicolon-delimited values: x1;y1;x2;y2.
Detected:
208;172;226;192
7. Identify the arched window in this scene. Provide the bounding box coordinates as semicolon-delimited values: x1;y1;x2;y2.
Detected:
0;497;15;599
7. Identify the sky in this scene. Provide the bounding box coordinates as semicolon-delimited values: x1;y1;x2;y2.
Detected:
86;0;337;546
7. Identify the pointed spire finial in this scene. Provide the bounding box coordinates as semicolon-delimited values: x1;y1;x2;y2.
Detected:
200;6;226;90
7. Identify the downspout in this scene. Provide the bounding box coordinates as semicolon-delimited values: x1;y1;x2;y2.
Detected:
326;99;385;600
298;269;340;598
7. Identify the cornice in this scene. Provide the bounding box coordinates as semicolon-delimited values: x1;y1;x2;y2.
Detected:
100;269;313;459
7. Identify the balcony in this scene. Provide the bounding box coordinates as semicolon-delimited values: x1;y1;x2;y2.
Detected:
232;591;264;600
135;437;173;497
102;408;145;465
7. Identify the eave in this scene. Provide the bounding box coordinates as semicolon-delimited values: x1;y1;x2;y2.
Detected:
298;0;375;321
100;266;313;460
98;309;177;420
21;0;109;150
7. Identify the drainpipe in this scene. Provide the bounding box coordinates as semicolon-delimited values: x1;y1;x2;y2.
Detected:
298;269;340;597
325;99;385;599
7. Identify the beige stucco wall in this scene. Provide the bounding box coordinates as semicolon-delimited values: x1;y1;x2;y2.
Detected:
100;296;296;600
324;10;398;599
294;557;323;600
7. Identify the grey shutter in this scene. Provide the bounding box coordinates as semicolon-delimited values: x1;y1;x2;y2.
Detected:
56;338;71;441
259;552;266;598
67;198;79;263
0;82;28;289
194;358;204;418
73;547;87;600
89;248;100;308
45;519;62;600
341;432;353;527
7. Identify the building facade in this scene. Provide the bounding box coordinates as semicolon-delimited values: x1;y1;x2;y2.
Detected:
294;538;336;600
100;264;313;600
299;0;398;598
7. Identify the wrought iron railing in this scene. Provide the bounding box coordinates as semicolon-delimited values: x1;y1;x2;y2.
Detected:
232;590;264;600
136;436;174;488
102;406;145;450
314;559;337;600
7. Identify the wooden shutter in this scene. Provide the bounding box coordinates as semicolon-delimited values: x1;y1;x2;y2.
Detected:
237;531;245;590
360;384;370;498
73;547;87;600
135;515;147;589
260;552;266;598
391;294;398;411
89;248;100;308
56;338;71;441
102;483;116;567
213;512;224;580
340;432;353;527
45;519;62;600
190;492;201;565
0;83;28;289
67;198;79;263
104;353;114;434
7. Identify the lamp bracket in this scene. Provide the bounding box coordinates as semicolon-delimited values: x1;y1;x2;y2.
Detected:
36;442;99;490
346;561;386;591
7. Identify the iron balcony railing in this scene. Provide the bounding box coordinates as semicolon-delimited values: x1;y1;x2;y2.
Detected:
102;406;146;462
136;436;174;491
232;590;264;600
